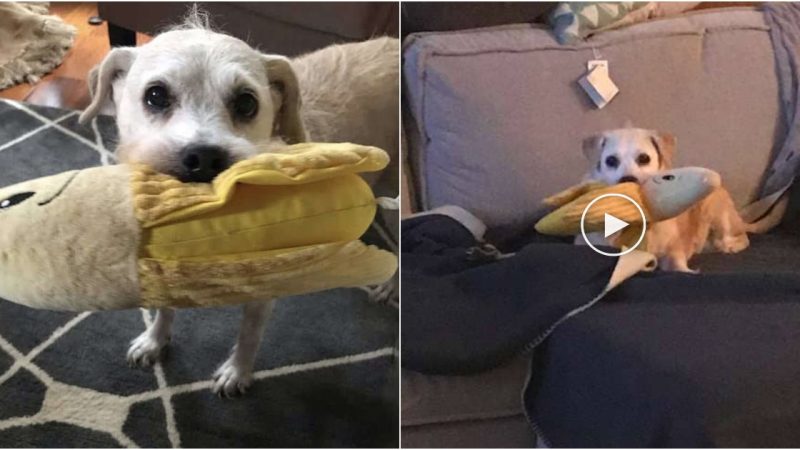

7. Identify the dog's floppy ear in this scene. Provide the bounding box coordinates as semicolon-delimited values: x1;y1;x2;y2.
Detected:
79;48;137;124
263;55;307;144
582;134;606;166
650;131;676;169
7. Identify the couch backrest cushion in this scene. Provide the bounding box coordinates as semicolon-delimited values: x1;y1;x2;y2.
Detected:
403;8;783;228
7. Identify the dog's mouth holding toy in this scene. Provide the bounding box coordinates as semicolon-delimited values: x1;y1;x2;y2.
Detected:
535;167;722;237
0;143;398;312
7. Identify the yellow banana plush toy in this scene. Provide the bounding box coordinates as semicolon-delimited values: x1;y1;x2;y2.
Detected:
535;167;722;248
0;143;397;311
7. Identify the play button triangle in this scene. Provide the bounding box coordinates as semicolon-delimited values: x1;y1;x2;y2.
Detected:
604;213;629;238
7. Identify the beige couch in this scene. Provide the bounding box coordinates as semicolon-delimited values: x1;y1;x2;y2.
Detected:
401;5;793;447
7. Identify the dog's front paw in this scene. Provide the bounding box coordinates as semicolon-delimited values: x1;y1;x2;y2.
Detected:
127;332;169;367
658;255;699;274
360;276;397;304
212;356;253;398
714;234;749;254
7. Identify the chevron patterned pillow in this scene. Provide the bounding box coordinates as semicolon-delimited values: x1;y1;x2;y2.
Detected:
549;2;649;44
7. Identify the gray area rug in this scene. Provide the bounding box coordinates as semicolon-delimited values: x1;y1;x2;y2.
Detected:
0;99;399;448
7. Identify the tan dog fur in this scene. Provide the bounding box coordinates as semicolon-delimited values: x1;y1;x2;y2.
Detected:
583;127;749;272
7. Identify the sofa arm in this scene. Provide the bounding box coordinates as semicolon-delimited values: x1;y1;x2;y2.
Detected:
98;2;398;55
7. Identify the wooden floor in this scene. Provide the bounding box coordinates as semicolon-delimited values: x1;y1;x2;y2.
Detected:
0;2;150;110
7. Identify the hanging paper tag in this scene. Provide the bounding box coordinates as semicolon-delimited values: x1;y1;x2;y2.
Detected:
588;59;608;72
579;60;619;109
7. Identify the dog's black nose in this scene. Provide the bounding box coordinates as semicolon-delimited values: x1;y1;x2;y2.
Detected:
618;175;639;183
179;145;231;183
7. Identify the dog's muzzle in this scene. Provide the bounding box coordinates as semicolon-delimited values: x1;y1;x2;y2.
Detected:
179;144;231;183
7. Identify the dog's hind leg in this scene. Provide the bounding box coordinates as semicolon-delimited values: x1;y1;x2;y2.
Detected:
707;189;750;254
360;271;398;304
127;308;175;367
212;299;276;397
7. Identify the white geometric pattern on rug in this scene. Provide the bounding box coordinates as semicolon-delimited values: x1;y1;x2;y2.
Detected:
0;100;116;165
0;99;398;447
0;310;394;448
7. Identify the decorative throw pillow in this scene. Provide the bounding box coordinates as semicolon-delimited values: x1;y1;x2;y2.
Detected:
549;2;648;44
549;2;698;45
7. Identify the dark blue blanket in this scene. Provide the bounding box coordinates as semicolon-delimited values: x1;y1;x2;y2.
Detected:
402;213;800;447
401;213;618;374
525;267;800;447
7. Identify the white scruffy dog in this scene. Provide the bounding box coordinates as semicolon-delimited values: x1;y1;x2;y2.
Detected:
79;13;398;397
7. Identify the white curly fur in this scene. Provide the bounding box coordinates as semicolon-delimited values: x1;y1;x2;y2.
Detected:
80;10;398;396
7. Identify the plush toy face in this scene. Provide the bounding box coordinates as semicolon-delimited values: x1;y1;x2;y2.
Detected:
642;167;720;220
0;165;141;311
0;170;77;215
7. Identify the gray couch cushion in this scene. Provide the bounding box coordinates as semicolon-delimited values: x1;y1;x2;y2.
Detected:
401;356;529;427
402;415;536;448
403;8;782;228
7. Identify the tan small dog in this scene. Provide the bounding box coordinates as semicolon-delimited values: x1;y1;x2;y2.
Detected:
581;127;755;272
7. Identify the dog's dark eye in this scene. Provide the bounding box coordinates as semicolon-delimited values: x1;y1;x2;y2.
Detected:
636;153;651;166
662;174;675;181
0;192;34;210
232;92;259;120
144;85;171;110
605;155;619;168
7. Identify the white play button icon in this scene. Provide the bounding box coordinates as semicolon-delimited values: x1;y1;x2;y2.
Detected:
580;193;647;257
603;213;629;238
